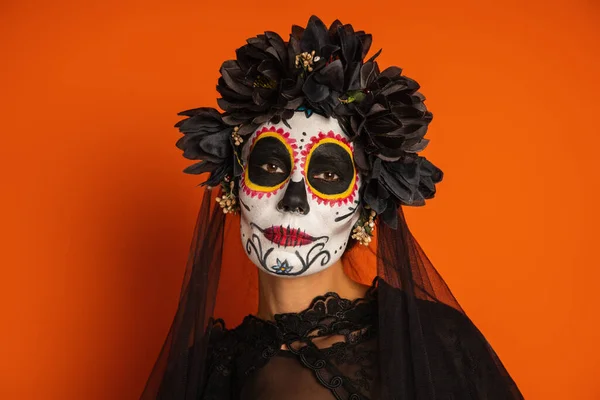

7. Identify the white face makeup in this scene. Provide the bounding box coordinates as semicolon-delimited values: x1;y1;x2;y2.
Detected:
238;112;362;278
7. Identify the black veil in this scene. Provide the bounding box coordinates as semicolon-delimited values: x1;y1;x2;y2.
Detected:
140;14;523;399
140;187;225;399
139;184;523;399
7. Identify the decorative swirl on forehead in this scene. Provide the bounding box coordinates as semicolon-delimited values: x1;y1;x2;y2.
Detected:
300;130;359;206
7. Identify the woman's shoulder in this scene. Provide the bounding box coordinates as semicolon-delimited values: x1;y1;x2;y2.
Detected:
376;276;469;324
375;276;500;362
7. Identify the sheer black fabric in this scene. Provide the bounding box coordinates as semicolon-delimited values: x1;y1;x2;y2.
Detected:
202;280;379;400
141;188;226;399
140;187;523;399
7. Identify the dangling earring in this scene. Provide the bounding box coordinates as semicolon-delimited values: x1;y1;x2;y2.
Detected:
351;204;377;246
231;125;243;146
215;175;239;214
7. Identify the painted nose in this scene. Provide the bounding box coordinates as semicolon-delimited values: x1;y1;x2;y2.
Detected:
277;179;310;215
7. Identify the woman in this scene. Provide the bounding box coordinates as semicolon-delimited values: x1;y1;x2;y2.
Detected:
140;15;524;399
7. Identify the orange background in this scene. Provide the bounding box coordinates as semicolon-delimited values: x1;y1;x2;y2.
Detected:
1;0;599;399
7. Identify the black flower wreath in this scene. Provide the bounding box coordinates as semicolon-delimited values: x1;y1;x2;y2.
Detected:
175;15;443;229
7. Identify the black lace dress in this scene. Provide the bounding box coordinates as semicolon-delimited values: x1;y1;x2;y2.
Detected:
200;277;522;400
203;281;380;400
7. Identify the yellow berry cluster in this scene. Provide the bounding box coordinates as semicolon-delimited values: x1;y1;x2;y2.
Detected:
295;50;321;72
351;205;376;246
215;179;239;214
231;126;243;146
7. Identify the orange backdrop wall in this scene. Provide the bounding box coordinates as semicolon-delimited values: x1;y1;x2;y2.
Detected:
1;0;599;399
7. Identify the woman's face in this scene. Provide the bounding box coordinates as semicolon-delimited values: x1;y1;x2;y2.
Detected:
239;112;363;277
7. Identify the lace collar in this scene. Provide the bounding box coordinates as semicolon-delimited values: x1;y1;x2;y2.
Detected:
233;276;379;342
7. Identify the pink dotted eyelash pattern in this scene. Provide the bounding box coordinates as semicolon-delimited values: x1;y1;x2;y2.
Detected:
240;126;299;199
300;131;359;207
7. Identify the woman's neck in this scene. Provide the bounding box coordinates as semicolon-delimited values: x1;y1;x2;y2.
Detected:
255;259;370;320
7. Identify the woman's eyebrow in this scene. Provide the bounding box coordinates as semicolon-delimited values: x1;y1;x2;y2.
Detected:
311;153;348;163
251;142;290;158
310;148;352;164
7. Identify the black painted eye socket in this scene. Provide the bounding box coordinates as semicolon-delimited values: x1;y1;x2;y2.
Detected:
306;143;355;195
247;136;292;188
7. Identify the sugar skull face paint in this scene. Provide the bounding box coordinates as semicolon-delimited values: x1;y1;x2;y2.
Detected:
239;112;362;277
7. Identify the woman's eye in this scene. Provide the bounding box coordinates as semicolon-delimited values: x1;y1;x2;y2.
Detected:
313;171;340;182
260;163;284;174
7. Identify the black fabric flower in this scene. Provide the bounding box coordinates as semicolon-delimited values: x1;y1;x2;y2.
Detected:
337;65;433;159
175;107;234;187
216;31;304;135
289;16;373;116
175;15;444;228
363;156;443;228
335;63;441;227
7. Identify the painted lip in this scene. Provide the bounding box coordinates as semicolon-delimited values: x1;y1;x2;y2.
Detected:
262;225;316;247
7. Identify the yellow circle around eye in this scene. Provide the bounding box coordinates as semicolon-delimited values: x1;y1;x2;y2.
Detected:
244;131;295;192
304;138;356;200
